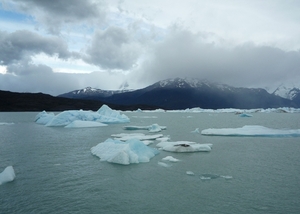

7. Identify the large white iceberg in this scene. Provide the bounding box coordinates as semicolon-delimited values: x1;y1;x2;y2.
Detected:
35;105;130;127
0;166;16;185
91;138;159;165
201;125;300;137
156;141;212;152
35;111;55;125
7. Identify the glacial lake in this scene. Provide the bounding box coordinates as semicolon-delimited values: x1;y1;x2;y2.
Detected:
1;111;300;214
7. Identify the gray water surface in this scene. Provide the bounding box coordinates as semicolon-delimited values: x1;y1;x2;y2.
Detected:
1;112;300;214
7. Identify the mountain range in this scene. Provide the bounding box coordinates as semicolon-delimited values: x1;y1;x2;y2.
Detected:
59;78;300;110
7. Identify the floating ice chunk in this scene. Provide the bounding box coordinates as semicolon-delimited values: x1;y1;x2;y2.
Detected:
91;138;159;165
201;125;300;137
64;120;107;128
157;141;212;152
123;124;166;133
186;171;195;176
239;113;253;117
162;156;180;162
34;111;55;125
158;162;171;167
0;166;16;185
191;128;200;133
96;105;130;124
112;133;163;141
40;105;129;127
220;175;233;179
0;122;14;125
148;124;166;133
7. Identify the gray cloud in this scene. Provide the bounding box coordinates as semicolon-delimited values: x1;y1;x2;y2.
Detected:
134;28;300;88
5;0;105;34
0;62;127;95
0;30;73;66
84;27;141;70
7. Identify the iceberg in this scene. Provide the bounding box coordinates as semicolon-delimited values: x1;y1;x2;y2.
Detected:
112;133;164;142
186;171;195;176
161;156;180;162
64;120;107;128
34;111;55;125
36;105;130;127
91;138;159;165
201;125;300;137
238;113;253;117
157;141;212;152
0;166;16;185
191;128;200;133
123;124;166;133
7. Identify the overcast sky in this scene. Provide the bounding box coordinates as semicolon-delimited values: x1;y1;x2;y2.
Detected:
1;0;300;95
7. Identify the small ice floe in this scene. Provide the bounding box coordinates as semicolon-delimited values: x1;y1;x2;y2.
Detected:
0;166;16;185
112;133;164;141
161;156;180;162
220;175;233;179
64;120;107;128
239;113;253;117
199;173;233;180
123;124;166;133
156;141;212;153
0;122;14;126
201;125;300;137
91;138;159;165
158;162;171;167
191;128;200;133
186;171;195;176
200;174;219;180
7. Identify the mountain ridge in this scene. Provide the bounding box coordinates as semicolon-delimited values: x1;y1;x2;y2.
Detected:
58;78;300;110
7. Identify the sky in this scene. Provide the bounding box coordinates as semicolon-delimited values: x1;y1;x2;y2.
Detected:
0;0;300;95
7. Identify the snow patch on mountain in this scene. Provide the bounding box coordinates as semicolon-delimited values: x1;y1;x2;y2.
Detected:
272;84;300;100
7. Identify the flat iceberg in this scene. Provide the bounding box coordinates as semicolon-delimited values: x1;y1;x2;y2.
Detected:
65;120;107;128
201;125;300;137
0;166;16;185
36;105;130;127
112;133;164;142
123;124;166;133
91;138;159;165
157;141;212;152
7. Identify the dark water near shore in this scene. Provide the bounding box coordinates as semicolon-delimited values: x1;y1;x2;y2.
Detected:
1;111;300;214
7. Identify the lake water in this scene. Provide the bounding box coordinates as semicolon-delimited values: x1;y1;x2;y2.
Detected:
1;111;300;214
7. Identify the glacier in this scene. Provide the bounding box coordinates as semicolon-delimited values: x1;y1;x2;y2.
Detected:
91;138;159;165
201;125;300;137
0;166;16;185
35;105;130;127
156;141;212;152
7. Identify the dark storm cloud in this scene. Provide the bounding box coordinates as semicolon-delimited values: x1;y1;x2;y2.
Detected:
6;0;105;34
136;28;300;88
84;27;141;70
0;30;74;66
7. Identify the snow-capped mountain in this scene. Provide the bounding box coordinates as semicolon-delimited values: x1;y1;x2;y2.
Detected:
272;84;300;100
58;78;296;109
58;86;132;99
